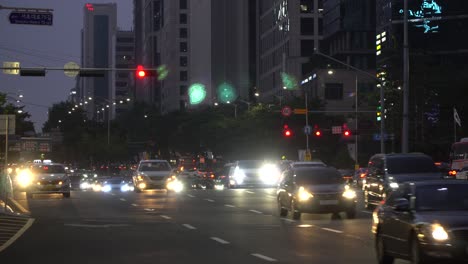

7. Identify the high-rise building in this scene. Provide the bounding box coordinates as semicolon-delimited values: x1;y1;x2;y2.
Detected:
115;31;135;115
256;0;323;101
134;0;250;114
80;3;117;120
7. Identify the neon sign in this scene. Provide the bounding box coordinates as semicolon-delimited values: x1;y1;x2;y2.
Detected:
400;0;443;33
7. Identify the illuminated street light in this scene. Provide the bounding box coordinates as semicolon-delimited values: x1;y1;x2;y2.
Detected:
328;70;334;75
214;102;219;106
254;92;260;97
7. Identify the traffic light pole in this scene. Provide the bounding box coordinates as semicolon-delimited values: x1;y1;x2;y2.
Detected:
313;50;385;154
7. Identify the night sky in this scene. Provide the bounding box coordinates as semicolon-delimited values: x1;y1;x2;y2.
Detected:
0;0;132;132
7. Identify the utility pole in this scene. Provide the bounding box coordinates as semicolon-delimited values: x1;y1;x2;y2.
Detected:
402;0;410;153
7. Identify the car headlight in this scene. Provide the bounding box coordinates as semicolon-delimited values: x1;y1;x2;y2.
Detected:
431;224;449;241
138;182;146;189
172;180;183;193
259;164;281;185
389;182;399;189
120;184;131;192
80;182;90;189
342;189;357;199
17;169;33;187
102;185;112;192
233;167;246;184
298;186;313;201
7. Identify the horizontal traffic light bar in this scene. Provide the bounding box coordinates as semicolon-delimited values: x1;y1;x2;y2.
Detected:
1;67;161;77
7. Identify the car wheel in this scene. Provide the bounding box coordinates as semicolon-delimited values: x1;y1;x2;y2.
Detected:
376;233;394;264
411;235;430;264
277;199;288;217
346;208;356;219
63;192;71;198
291;200;301;220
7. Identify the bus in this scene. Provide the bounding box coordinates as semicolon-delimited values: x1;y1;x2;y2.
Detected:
450;138;468;179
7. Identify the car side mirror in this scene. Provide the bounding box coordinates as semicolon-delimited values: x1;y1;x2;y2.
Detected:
393;198;410;211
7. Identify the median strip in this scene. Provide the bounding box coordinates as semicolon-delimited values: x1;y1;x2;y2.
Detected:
210;237;230;244
251;253;277;262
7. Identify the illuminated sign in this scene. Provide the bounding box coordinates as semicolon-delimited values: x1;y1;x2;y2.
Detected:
400;0;443;33
275;0;289;32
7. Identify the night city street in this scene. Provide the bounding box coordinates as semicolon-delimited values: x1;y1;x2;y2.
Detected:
0;188;390;264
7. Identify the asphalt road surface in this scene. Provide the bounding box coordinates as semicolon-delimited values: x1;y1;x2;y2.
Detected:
0;188;410;264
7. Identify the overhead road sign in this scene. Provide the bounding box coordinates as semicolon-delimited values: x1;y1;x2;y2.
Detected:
2;62;20;75
294;108;307;115
9;11;53;26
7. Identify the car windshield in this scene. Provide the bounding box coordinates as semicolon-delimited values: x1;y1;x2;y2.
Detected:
237;161;263;169
295;168;344;185
416;184;468;211
386;157;438;174
139;162;171;171
32;165;66;174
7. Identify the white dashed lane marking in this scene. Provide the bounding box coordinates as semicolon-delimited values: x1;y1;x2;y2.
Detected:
249;209;263;214
224;204;236;208
205;199;215;202
245;191;255;194
131;203;138;207
182;224;196;230
210;237;230;244
119;198;126;202
160;215;172;220
251;253;277;262
321;228;343;234
187;194;195;198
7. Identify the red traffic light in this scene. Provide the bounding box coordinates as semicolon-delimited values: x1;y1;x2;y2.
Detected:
343;130;351;137
137;65;146;78
284;129;292;137
315;130;322;137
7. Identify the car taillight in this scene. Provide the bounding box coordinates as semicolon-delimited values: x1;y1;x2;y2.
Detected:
360;173;366;178
448;170;457;177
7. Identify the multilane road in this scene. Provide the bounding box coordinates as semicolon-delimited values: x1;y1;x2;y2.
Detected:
0;188;409;264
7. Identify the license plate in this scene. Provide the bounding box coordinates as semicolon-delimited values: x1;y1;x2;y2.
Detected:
320;200;339;205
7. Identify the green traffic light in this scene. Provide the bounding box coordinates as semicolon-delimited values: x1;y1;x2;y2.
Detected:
188;83;207;105
281;72;297;90
157;65;169;81
217;82;237;103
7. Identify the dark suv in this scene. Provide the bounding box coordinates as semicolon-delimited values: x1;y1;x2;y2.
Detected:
364;153;442;209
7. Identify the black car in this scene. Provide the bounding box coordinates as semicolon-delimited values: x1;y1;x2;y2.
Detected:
364;153;443;209
277;167;357;220
373;180;468;264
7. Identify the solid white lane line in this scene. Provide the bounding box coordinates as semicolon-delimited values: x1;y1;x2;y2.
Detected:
160;215;172;220
210;237;230;244
119;198;126;201
251;253;277;262
182;224;196;230
131;203;138;207
0;218;34;253
187;194;195;198
205;199;215;202
224;204;236;208
322;227;343;234
249;209;263;214
361;210;372;214
245;191;255;194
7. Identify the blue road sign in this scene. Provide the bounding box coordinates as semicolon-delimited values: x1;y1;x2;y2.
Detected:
9;12;53;26
304;125;312;135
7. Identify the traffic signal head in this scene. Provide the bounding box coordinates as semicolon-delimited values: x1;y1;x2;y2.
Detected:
343;130;351;137
315;130;321;137
283;124;293;137
136;65;157;78
376;106;382;122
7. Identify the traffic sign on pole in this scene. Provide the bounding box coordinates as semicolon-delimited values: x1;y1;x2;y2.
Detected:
303;125;312;135
281;106;292;117
9;11;53;26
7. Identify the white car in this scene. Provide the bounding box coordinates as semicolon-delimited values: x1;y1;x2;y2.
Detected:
132;160;176;192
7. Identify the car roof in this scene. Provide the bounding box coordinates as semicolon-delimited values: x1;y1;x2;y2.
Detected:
139;160;168;163
292;161;325;164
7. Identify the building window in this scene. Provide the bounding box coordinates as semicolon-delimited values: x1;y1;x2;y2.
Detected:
325;83;343;100
180;85;187;96
180;56;188;67
180;0;187;9
300;40;315;56
180;71;188;81
117;37;133;43
301;18;314;35
300;0;313;13
180;42;188;52
180;28;188;38
180;14;187;24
